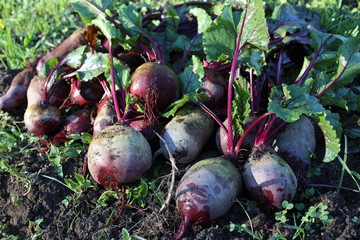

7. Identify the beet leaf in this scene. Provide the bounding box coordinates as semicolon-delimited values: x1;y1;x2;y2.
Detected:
268;84;324;123
310;110;342;162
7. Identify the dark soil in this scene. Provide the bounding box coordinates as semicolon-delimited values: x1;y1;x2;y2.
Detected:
0;67;359;240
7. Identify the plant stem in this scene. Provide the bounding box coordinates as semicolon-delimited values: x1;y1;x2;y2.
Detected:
317;50;355;98
194;100;227;133
234;112;273;155
227;4;248;156
275;46;284;86
295;35;333;86
108;43;123;120
42;52;69;103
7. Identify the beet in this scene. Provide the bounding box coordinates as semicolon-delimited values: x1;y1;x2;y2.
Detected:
24;103;62;136
0;67;35;111
64;108;92;135
130;62;180;111
93;100;116;137
272;115;316;176
242;146;298;213
70;79;104;106
174;156;242;239
27;76;70;108
200;69;227;110
156;106;214;164
87;124;153;188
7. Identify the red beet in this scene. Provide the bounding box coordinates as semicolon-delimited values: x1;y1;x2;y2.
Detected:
87;124;153;188
24;103;62;136
174;156;242;239
64;108;92;135
70;79;104;106
130;62;180;111
200;69;227;110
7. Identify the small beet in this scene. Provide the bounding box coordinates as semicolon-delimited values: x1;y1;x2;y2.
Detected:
200;69;227;110
64;108;92;135
24;103;62;136
70;79;104;106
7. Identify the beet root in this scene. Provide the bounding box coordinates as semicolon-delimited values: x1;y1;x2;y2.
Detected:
156;106;214;164
0;67;35;111
174;156;242;239
200;69;227;110
87;124;153;188
242;147;298;213
64;108;92;135
70;79;104;106
93;100;116;137
272;115;316;177
24;103;62;136
130;62;180;111
27;76;70;108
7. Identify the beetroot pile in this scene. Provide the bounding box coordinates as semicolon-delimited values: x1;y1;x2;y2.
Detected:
1;0;359;239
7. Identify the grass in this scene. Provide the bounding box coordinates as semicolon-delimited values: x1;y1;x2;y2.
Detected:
0;0;81;69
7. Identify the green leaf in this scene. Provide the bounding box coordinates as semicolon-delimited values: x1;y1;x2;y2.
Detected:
320;87;359;111
105;55;131;89
333;37;360;86
76;52;108;81
165;7;180;30
161;95;191;118
268;84;325;122
63;45;86;68
179;55;204;98
203;4;237;61
268;3;316;38
118;4;143;35
239;47;266;75
232;77;251;136
190;8;212;33
71;0;114;23
310;28;348;52
237;0;269;51
310;110;342;162
92;13;121;41
38;58;58;77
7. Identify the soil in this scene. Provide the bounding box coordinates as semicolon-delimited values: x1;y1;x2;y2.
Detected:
0;67;359;240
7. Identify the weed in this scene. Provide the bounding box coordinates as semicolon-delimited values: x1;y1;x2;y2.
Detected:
232;200;334;240
0;224;19;239
121;228;147;240
27;218;44;240
337;136;360;192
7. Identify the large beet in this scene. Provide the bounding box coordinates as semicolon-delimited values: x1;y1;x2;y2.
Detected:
242;147;298;213
156;106;214;164
87;124;152;188
130;62;180;111
272;115;316;176
174;156;242;239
